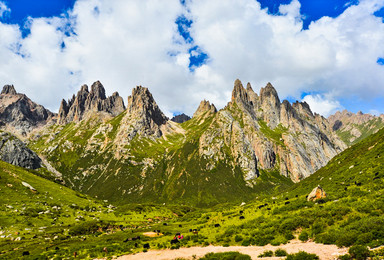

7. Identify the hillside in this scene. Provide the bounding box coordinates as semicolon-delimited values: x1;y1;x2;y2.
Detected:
329;110;384;146
2;125;384;258
0;160;181;259
27;80;347;206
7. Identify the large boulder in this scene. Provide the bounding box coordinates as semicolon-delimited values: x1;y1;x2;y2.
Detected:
307;185;327;201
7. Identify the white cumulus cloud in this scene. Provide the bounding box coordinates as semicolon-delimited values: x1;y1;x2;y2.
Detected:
302;94;343;117
0;0;383;118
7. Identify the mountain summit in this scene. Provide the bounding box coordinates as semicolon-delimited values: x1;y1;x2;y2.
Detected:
0;85;55;136
58;81;125;124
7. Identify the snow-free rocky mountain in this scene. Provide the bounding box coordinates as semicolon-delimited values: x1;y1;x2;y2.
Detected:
1;80;380;205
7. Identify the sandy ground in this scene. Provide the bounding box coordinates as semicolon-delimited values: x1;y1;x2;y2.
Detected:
116;240;348;260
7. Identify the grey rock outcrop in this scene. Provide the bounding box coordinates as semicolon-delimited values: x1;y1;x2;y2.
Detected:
0;131;41;169
193;100;217;118
1;85;17;95
115;86;168;143
0;85;55;136
171;113;191;123
58;81;125;124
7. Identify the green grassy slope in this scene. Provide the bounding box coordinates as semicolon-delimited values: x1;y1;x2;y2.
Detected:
336;117;384;146
0;160;179;259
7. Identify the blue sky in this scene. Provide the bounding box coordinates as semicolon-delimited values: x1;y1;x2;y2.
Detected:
0;0;383;117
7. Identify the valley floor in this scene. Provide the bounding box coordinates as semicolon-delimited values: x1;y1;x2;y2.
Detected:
115;240;348;260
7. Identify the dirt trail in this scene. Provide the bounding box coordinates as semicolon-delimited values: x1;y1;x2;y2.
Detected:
116;240;348;260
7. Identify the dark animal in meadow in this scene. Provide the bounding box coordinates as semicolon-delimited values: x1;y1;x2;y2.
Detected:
214;224;220;227
143;243;150;249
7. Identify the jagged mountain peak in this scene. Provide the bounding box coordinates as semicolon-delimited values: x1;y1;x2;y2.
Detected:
193;100;217;118
1;85;17;95
231;79;248;103
58;81;125;124
90;80;106;100
171;113;191;123
260;82;280;103
0;84;55;136
292;101;314;118
127;86;167;125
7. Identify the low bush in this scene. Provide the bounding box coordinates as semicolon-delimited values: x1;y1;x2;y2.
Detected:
286;251;319;260
348;245;370;260
258;250;273;257
299;231;309;242
200;251;251;260
275;248;288;257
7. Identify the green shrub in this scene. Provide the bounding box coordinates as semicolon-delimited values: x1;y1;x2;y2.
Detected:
258;250;273;257
336;231;358;247
275;248;288;257
338;254;351;260
348;245;370;260
299;231;309;242
69;221;103;236
235;235;243;242
286;251;319;260
241;239;250;246
199;251;251;260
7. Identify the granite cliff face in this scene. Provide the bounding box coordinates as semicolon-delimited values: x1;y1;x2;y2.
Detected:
0;85;55;136
0;131;41;169
328;110;384;146
58;81;125;124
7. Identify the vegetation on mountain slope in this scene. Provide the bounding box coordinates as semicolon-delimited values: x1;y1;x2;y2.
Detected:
2;122;384;259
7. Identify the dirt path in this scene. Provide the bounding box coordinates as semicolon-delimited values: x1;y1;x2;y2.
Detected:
116;240;348;260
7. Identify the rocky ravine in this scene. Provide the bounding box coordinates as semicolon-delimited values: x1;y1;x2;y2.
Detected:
25;79;347;204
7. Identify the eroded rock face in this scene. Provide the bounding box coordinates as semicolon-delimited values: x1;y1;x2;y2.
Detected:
0;131;41;169
193;100;217;118
0;85;55;136
115;86;168;144
58;81;125;124
197;79;346;183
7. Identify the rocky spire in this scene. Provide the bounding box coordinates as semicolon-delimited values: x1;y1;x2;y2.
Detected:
58;81;125;124
259;82;281;129
1;85;17;95
260;82;280;105
127;86;168;126
193;100;217;118
115;86;168;142
231;79;249;103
